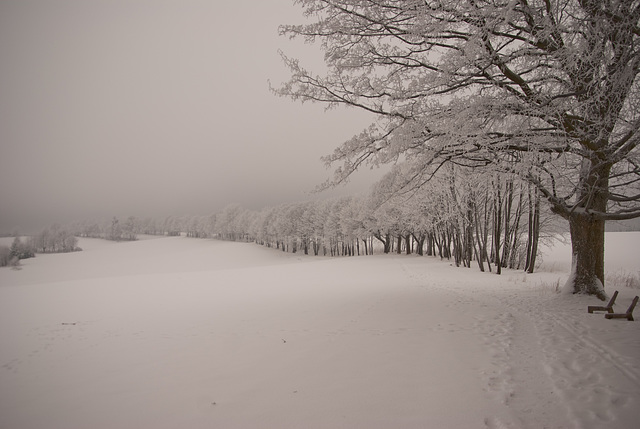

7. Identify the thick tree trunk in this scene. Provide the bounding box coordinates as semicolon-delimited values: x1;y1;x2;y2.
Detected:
562;160;611;300
566;212;606;300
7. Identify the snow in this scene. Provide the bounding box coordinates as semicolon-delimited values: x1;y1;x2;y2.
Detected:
1;233;639;429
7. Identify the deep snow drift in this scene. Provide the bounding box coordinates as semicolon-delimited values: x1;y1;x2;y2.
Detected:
1;233;639;429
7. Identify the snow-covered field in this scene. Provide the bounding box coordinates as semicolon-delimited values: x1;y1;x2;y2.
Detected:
1;233;639;429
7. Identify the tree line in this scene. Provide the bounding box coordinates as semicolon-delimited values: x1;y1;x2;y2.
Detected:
0;224;79;267
163;165;559;275
1;164;556;275
70;215;199;240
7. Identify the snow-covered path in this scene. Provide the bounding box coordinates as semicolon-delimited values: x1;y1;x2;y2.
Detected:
399;255;640;429
1;236;639;428
398;258;572;429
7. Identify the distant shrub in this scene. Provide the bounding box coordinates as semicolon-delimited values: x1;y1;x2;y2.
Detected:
10;237;35;260
0;239;36;268
607;271;640;290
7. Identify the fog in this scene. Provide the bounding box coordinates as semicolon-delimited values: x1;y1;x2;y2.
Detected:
0;0;380;232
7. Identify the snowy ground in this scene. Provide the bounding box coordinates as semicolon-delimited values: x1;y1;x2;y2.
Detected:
1;233;639;429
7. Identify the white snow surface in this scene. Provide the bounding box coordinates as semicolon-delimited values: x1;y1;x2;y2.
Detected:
1;233;639;429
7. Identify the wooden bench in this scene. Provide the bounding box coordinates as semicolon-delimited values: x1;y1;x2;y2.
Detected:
605;296;639;321
588;290;618;314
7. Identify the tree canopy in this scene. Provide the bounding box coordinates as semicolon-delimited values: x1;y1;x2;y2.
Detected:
277;0;640;298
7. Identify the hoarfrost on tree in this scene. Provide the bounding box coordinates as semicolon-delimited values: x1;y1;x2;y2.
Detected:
276;0;640;299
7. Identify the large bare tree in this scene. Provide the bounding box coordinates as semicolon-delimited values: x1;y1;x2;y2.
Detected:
276;0;640;299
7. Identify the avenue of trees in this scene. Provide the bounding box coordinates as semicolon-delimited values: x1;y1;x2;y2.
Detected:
275;0;640;299
0;169;562;273
0;169;560;274
154;162;559;276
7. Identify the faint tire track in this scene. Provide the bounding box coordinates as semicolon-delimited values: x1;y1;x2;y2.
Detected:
544;312;640;387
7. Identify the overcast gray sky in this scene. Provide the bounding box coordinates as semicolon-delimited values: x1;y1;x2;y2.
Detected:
0;0;381;232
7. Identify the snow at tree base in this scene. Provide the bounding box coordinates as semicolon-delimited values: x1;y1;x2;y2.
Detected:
1;233;639;429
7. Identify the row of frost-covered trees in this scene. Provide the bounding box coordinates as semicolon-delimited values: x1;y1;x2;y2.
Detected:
73;216;142;241
1;225;79;267
29;225;80;254
70;215;210;240
190;164;558;275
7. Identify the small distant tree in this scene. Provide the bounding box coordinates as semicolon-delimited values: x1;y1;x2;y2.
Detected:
58;230;78;252
163;216;181;236
32;227;50;253
122;216;138;241
108;217;123;241
9;237;35;260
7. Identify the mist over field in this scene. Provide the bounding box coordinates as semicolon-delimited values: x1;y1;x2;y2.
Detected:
0;0;379;233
